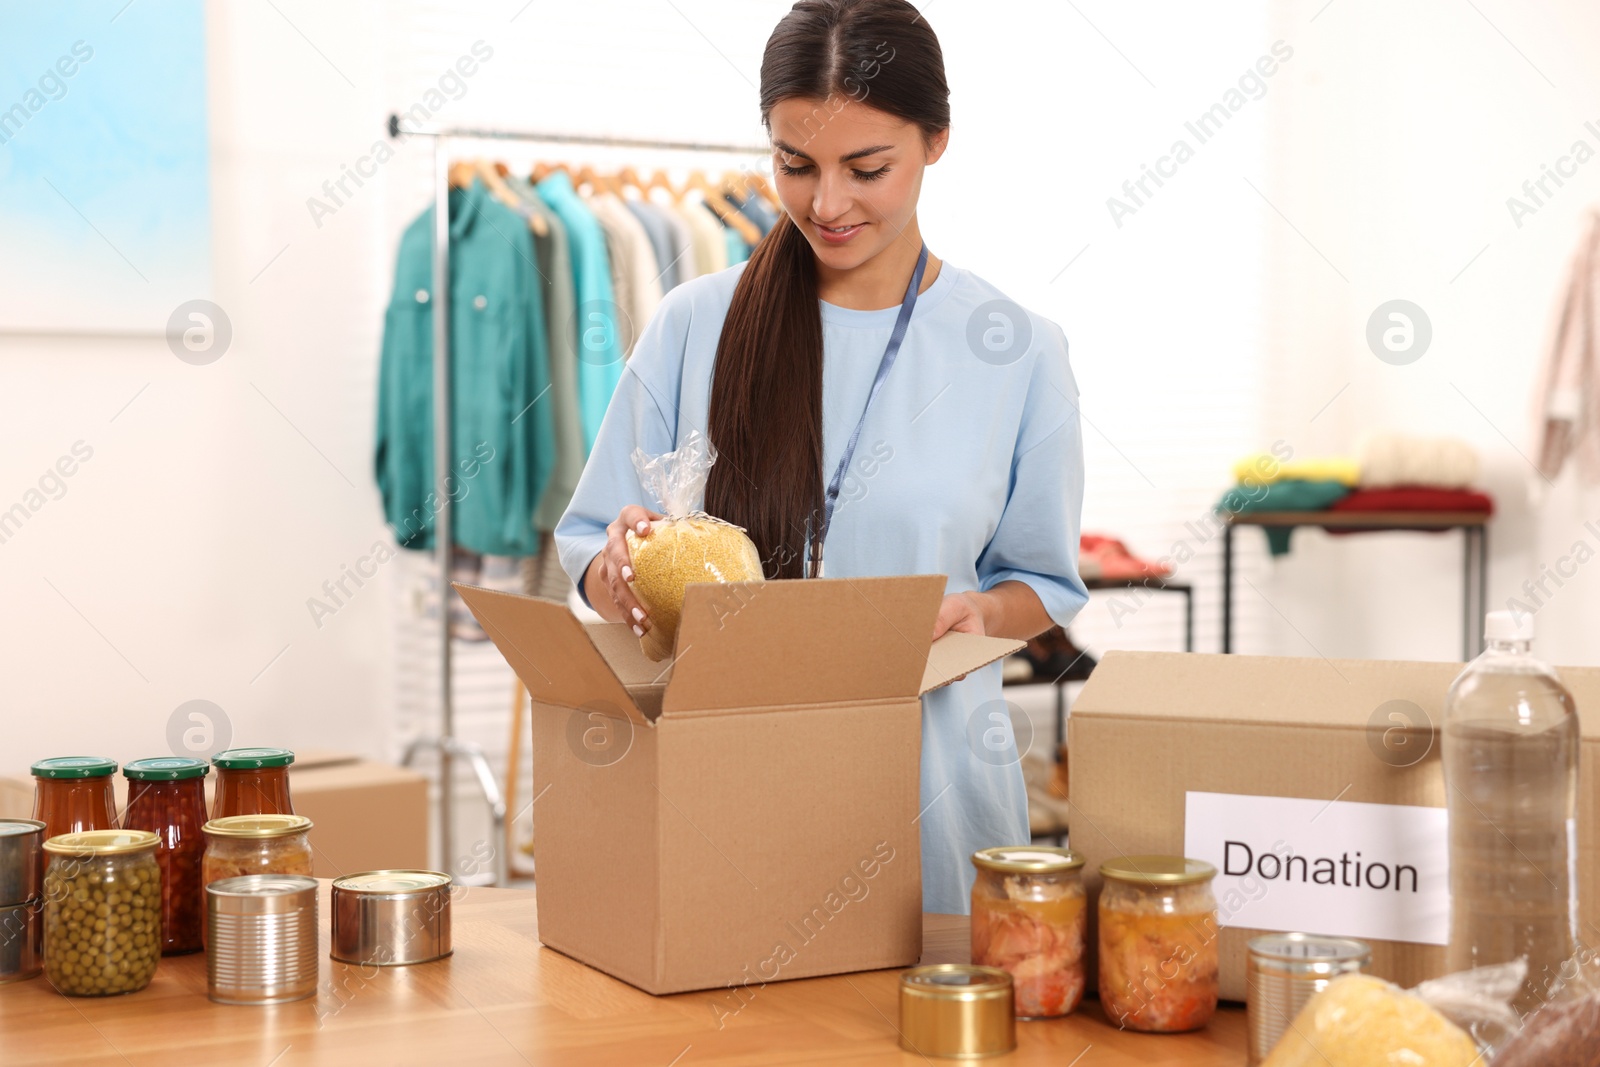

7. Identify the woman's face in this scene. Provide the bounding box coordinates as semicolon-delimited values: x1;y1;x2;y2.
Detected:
767;97;948;273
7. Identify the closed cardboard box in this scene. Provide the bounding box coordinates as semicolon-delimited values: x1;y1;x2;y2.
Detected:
1069;651;1599;1002
0;751;428;879
458;574;1022;996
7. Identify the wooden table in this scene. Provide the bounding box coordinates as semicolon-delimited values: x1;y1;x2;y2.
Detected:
1;883;1247;1065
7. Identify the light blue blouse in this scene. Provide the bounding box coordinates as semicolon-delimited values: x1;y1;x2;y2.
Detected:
553;259;1088;914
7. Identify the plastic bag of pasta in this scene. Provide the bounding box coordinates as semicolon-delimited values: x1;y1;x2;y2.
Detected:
626;430;764;662
1260;970;1509;1067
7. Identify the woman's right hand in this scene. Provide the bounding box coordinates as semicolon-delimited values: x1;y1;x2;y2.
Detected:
596;504;665;634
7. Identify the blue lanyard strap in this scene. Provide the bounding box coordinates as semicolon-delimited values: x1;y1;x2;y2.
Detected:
815;243;929;568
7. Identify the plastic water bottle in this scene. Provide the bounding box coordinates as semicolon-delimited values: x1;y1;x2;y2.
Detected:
1442;610;1579;1014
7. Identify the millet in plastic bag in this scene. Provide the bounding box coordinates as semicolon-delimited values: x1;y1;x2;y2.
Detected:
625;430;763;662
1259;973;1485;1067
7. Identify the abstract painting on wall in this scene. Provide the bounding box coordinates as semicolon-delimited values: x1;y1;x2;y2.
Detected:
0;0;210;333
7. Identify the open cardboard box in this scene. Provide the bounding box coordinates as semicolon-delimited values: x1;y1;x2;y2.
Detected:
457;573;1024;995
1070;651;1600;1002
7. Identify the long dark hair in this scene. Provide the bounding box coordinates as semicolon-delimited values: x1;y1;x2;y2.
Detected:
704;0;950;578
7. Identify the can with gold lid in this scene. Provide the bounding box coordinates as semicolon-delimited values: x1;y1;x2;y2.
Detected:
898;964;1015;1059
331;870;453;966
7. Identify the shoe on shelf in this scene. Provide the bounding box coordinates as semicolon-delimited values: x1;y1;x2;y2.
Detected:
1015;626;1097;684
1080;533;1173;582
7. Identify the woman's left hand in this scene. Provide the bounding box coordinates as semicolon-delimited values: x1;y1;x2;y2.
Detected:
933;591;989;641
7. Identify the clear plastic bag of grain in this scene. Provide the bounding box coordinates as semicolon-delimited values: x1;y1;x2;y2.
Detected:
626;430;763;662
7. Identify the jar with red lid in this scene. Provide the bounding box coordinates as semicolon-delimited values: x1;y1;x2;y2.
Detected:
120;758;208;955
31;758;119;841
211;749;295;818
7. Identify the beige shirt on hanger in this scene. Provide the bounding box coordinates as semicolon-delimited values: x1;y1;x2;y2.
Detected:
674;194;729;277
589;192;663;358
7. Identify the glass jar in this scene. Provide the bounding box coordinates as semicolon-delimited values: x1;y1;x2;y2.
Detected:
120;758;209;955
202;815;314;887
970;846;1087;1018
41;830;162;996
1097;855;1219;1032
31;758;119;841
211;748;295;818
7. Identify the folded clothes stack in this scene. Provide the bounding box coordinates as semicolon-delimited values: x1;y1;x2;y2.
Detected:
1079;533;1173;581
1216;435;1493;556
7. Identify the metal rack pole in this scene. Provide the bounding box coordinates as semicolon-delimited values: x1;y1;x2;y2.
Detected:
386;114;769;886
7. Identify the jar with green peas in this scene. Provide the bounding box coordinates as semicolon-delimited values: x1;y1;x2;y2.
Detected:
42;830;162;996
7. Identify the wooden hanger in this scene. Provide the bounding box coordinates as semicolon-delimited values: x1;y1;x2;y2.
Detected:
646;168;682;204
616;166;647;198
746;172;782;211
448;160;478;189
531;160;568;184
476;158;547;237
691;172;761;245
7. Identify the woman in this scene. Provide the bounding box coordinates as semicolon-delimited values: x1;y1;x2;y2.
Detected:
554;0;1086;914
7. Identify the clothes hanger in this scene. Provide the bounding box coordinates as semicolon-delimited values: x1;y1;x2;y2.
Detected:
746;172;783;211
693;173;761;245
646;168;682;204
476;158;547;237
616;166;647;198
447;160;478;189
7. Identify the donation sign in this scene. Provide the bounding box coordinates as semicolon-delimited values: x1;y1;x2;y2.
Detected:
1183;790;1449;946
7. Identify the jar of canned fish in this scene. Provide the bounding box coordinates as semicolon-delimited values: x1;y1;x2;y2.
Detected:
42;830;162;997
1097;855;1220;1033
970;846;1087;1018
201;815;314;887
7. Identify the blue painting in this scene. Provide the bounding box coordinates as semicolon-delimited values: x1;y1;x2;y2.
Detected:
0;0;210;332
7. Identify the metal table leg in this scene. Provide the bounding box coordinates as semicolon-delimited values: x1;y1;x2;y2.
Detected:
1183;585;1194;653
1222;523;1235;653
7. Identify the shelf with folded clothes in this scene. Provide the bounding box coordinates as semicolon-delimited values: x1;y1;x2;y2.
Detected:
1216;435;1495;659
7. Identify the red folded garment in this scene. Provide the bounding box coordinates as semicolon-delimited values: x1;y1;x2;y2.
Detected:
1330;487;1494;515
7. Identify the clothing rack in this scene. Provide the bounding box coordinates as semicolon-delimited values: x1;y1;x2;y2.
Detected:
383;114;771;885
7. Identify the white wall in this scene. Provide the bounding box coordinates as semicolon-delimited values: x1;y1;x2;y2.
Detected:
1254;0;1600;666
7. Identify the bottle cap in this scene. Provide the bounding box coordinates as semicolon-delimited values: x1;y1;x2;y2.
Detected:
1485;610;1533;643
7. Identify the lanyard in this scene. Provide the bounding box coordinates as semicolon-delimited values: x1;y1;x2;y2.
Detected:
814;243;929;577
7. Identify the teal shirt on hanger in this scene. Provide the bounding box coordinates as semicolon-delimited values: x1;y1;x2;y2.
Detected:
374;179;555;556
536;170;625;452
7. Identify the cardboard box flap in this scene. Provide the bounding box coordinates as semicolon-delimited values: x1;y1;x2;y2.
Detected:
661;575;944;714
453;583;651;727
919;632;1026;695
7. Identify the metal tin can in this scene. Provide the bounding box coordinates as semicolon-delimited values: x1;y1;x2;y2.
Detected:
206;874;318;1005
0;899;43;984
331;870;452;966
898;964;1016;1060
0;820;45;906
1246;933;1370;1065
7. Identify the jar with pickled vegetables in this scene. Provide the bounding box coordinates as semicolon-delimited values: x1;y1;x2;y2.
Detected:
42;830;162;996
1097;855;1219;1032
201;815;314;887
31;757;119;841
971;846;1087;1018
121;758;208;955
211;748;295;818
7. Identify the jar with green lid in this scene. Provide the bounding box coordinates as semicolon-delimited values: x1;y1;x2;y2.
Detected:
971;846;1086;1018
121;758;209;955
42;830;162;996
202;815;314;887
31;758;118;841
211;748;295;818
1097;855;1219;1033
